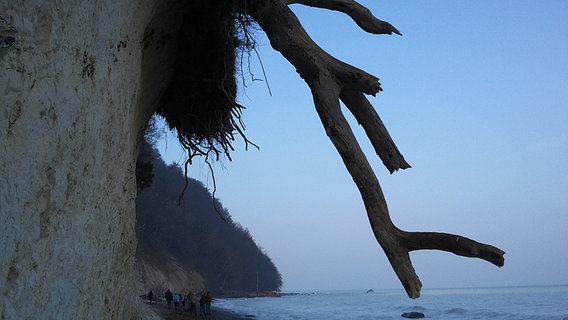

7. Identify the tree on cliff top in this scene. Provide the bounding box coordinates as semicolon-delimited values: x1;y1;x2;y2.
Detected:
155;0;504;298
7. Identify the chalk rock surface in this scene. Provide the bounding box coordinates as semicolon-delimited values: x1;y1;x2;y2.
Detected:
1;0;186;318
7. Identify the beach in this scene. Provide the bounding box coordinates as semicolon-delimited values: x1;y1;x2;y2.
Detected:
144;299;250;320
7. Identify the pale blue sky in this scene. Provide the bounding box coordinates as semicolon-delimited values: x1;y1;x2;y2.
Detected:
158;1;568;291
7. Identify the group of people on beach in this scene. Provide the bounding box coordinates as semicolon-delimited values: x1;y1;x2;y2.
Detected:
148;289;212;316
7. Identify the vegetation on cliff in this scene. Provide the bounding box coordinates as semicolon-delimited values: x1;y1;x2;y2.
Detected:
135;137;282;295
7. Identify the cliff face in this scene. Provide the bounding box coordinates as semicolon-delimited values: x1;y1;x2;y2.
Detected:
0;1;187;318
134;248;206;297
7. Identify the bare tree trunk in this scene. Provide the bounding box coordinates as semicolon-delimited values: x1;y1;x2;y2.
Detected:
247;0;504;298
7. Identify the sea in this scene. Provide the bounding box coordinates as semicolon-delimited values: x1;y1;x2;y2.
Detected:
215;285;568;319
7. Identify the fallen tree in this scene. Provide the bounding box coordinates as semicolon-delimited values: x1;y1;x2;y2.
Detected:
158;0;504;298
244;0;505;298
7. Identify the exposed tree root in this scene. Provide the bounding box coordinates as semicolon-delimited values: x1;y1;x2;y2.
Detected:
246;0;505;298
158;0;257;165
159;0;505;298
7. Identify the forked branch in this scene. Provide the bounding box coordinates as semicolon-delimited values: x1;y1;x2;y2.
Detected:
340;90;410;173
246;0;505;298
283;0;401;35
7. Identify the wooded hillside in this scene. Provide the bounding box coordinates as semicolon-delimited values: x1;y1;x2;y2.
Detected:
135;140;282;295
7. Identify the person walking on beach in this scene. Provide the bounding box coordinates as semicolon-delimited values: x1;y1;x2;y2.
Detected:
165;289;173;309
148;290;154;304
189;291;197;316
204;291;212;315
199;293;206;316
173;292;181;312
184;292;190;311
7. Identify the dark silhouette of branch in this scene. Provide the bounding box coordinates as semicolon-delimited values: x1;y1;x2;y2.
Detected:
284;0;401;35
246;0;504;298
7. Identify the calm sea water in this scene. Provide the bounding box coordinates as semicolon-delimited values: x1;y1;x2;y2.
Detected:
215;286;568;319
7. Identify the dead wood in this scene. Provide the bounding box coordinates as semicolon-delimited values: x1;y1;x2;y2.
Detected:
246;0;505;298
283;0;401;35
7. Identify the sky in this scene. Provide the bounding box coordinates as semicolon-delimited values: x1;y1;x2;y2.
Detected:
157;1;568;292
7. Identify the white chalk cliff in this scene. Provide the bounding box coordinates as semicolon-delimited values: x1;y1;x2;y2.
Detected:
1;0;188;318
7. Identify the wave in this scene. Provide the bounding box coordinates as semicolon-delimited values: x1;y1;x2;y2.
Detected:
445;307;466;314
215;286;568;320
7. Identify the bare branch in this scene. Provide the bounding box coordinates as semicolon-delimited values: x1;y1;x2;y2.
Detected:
247;0;382;95
402;231;505;267
310;76;425;298
284;0;402;35
340;90;410;173
247;0;505;298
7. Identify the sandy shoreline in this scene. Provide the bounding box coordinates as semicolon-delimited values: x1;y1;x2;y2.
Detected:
144;299;251;320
